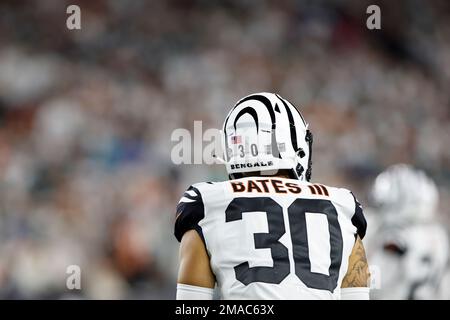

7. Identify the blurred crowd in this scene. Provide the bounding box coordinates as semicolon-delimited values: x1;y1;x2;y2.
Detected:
0;0;449;299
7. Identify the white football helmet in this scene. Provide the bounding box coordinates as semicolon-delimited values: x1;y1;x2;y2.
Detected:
370;164;439;222
221;92;313;181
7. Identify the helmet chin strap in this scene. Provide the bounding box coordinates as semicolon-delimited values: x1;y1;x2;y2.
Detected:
212;153;228;165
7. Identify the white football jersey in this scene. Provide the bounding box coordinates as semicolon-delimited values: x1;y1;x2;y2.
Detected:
175;177;367;300
367;221;448;300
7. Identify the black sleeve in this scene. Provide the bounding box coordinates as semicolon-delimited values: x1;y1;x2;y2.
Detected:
174;186;205;243
350;192;367;239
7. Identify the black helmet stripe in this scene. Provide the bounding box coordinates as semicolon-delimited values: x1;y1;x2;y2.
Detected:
278;94;307;126
233;106;259;132
276;94;298;152
234;94;276;126
223;111;233;161
291;102;307;126
224;94;281;160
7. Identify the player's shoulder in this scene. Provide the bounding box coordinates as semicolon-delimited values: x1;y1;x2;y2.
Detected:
174;180;227;243
308;181;367;239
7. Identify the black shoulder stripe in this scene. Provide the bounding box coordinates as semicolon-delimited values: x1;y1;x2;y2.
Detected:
181;193;197;201
174;186;205;243
180;187;200;201
350;192;367;239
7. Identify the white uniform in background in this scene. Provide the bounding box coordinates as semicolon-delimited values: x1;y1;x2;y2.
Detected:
175;177;367;300
366;164;449;300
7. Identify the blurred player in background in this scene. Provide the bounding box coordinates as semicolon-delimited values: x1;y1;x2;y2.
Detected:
174;93;370;300
366;164;449;299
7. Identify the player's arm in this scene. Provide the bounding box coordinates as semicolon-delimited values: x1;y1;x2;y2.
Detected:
176;229;216;299
174;185;215;299
341;236;370;299
177;229;215;288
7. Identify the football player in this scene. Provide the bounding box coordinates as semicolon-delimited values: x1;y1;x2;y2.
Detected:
174;93;370;299
366;164;449;299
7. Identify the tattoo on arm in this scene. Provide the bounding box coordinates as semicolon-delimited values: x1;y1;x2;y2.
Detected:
341;237;370;288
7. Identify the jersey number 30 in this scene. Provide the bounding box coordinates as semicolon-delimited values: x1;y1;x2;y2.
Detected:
225;197;343;292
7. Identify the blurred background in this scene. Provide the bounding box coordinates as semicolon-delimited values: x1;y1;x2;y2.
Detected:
0;0;449;299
